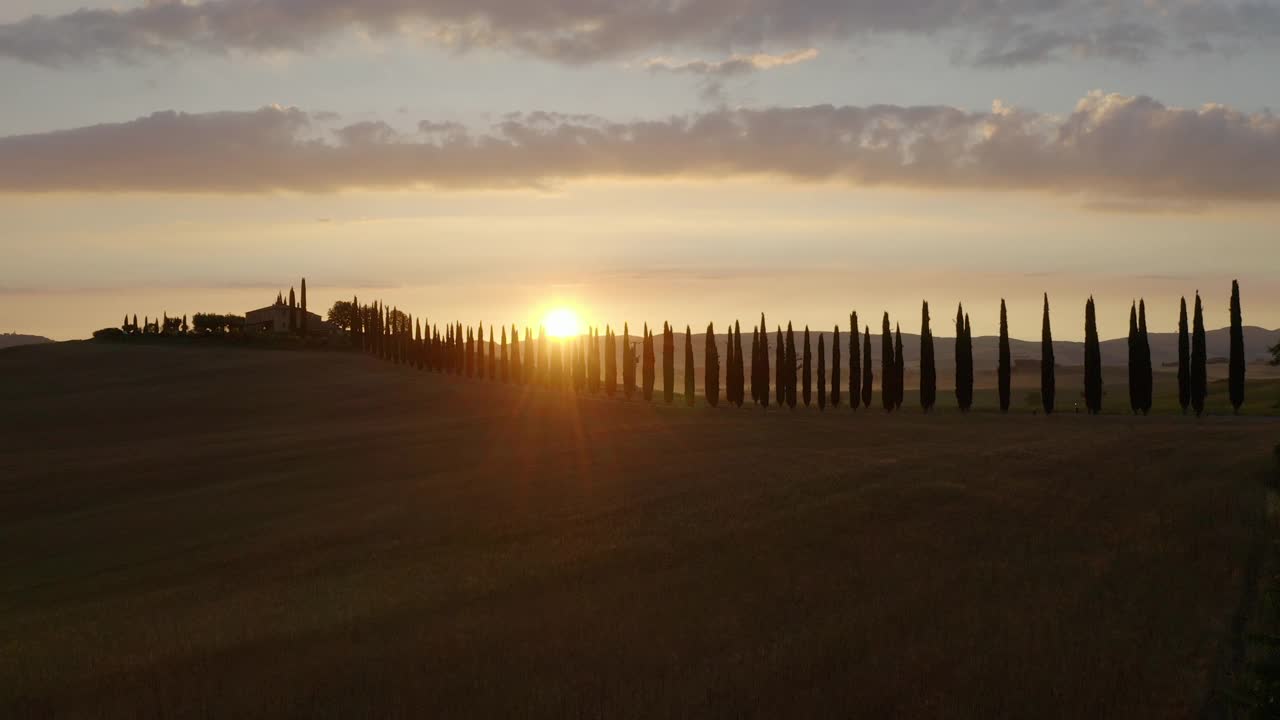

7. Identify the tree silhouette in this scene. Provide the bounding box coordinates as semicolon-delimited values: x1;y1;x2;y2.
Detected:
759;314;770;409
685;325;696;406
477;322;486;378
489;326;496;380
1084;297;1102;415
894;323;904;410
801;326;812;407
550;336;564;390
288;287;297;334
643;324;656;401
1192;292;1208;416
785;323;797;409
849;312;861;411
663;322;674;404
955;305;974;413
605;326;617;397
1229;279;1245;414
751;326;760;405
817;333;827;410
500;326;509;382
300;278;308;337
524;327;535;385
775;327;785;408
1042;294;1055;415
1177;297;1190;413
998;299;1011;413
1128;302;1141;414
829;324;839;407
623;323;635;400
705;323;720;407
732;320;745;407
415;319;422;370
920;302;936;412
1138;300;1152;414
865;326;875;409
882;313;894;412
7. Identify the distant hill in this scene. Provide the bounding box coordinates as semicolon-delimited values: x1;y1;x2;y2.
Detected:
0;333;54;350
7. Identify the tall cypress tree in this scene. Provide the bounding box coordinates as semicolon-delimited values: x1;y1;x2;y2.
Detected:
1128;301;1141;414
1229;279;1245;414
882;313;894;412
351;295;362;349
1138;300;1152;414
751;326;760;405
998;299;1011;413
643;325;656;401
605;326;617;397
963;314;974;411
538;326;550;386
954;304;967;412
488;326;496;379
894;323;904;410
524;327;534;385
1177;297;1191;413
861;326;873;409
920;302;936;412
759;313;770;409
785;323;797;409
849;312;861;411
733;320;745;407
775;327;785;408
1192;292;1208;416
550;336;564;390
800;326;812;407
705;323;720;407
1084;297;1102;415
300;278;308;336
663;322;674;404
623;323;635;399
832;325;841;408
1042;294;1055;415
288;286;297;334
415;319;423;370
685;325;695;406
500;326;509;382
817;334;827;410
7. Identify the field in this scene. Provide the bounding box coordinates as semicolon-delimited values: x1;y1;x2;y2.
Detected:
2;342;1278;718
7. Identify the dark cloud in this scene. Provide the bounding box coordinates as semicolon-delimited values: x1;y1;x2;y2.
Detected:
0;92;1276;206
0;0;1267;68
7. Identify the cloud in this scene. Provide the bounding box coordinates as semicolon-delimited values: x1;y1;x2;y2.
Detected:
0;91;1277;206
645;49;820;78
0;0;1268;69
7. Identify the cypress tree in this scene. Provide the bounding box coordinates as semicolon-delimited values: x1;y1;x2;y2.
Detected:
477;322;485;378
831;325;841;408
466;327;475;377
785;323;797;409
1138;300;1152;414
954;304;967;412
351;295;362;349
920;302;936;412
894;323;904;410
881;313;894;412
861;326;873;409
733;320;745;407
685;325;695;406
288;287;296;333
1229;279;1245;414
963;314;974;411
751;326;760;405
524;327;535;385
802;326;812;407
488;327;496;380
1042;294;1055;415
1084;297;1102;415
550;336;564;390
849;312;861;411
643;325;656;401
1192;292;1208;416
415;319;422;370
663;322;674;404
623;323;635;400
1178;297;1191;413
538;326;549;386
775;327;785;408
759;313;770;409
817;334;827;410
500;326;509;382
1128;301;1141;414
705;323;720;407
605;326;617;397
300;278;308;336
998;299;1011;413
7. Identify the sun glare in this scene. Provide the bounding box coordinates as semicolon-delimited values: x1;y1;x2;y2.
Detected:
543;308;582;338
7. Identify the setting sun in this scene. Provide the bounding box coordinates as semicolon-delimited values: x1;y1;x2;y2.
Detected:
543;308;582;338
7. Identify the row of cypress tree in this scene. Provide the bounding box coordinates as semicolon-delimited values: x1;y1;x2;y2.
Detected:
346;281;1248;416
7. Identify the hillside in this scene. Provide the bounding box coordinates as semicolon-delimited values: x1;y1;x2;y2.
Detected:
0;333;54;350
2;342;1277;717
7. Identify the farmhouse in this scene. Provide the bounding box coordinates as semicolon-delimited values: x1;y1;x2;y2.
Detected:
244;297;328;335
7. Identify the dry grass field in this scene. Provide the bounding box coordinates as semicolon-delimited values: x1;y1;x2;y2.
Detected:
2;342;1278;718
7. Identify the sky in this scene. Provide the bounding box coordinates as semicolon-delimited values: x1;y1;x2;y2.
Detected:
1;0;1278;341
